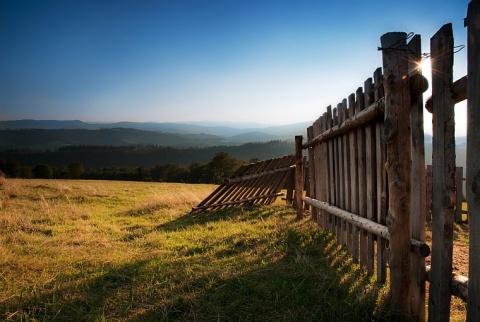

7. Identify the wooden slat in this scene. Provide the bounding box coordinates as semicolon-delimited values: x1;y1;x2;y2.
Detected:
314;117;323;225
306;126;315;212
374;67;387;284
327;106;336;232
295;136;304;219
333;107;342;242
407;34;427;322
338;102;346;246
356;86;368;269
428;24;456;321
380;31;413;315
466;2;480;319
364;77;376;276
341;99;351;251
347;93;357;260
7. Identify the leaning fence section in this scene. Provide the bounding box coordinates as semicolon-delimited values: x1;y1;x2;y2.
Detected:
191;155;295;213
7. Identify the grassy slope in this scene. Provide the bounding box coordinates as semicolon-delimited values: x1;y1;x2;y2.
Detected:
0;179;398;321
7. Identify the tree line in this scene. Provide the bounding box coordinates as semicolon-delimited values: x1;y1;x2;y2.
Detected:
0;152;250;184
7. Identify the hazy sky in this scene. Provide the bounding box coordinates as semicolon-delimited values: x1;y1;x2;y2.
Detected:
0;0;469;134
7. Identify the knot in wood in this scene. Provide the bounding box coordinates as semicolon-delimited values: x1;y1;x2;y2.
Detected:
386;74;396;88
386;211;396;230
442;189;456;209
383;118;396;141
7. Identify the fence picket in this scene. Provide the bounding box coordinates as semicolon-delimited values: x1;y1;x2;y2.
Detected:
364;77;376;276
408;34;427;322
428;23;456;321
466;1;480;319
348;93;358;261
380;31;413;316
373;67;388;284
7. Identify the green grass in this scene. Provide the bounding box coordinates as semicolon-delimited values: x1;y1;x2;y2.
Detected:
0;179;396;321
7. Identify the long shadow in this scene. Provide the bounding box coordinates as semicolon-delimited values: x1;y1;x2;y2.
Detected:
155;206;285;232
3;207;402;321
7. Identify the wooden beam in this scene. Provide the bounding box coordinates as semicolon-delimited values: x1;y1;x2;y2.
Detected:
466;1;480;320
295;135;304;219
224;165;294;185
381;31;413;318
302;97;385;148
408;34;427;322
428;23;456;322
425;76;468;113
303;197;430;257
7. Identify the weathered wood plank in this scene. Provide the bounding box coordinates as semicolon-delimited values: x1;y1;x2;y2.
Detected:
306;126;315;212
428;23;456;322
408;34;427;322
374;67;387;284
333;107;342;241
466;1;480;320
348;93;358;261
341;99;351;252
338;102;347;247
295;136;304;219
356;86;368;269
425;75;467;112
364;77;376;276
327;106;336;232
381;31;413;317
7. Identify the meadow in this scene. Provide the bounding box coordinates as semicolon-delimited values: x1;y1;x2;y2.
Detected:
1;178;406;321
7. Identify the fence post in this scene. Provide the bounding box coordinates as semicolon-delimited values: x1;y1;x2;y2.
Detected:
295;135;304;219
466;1;480;320
408;34;427;322
428;23;455;322
380;32;413;319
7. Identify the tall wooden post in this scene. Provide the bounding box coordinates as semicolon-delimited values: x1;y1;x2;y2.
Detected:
380;32;412;319
295;135;304;219
408;34;427;322
466;1;480;320
428;23;455;322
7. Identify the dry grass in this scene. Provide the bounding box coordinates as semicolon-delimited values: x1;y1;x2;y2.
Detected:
0;178;398;321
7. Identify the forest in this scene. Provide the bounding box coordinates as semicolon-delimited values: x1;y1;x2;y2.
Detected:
0;140;294;184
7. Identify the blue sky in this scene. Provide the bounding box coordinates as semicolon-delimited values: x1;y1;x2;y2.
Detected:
0;0;469;134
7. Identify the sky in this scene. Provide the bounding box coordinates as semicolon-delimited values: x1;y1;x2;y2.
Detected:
0;0;470;135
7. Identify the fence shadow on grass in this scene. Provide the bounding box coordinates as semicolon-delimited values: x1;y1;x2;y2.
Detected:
3;208;401;321
155;206;287;232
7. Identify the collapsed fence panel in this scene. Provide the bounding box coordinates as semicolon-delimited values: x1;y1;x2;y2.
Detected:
191;155;296;213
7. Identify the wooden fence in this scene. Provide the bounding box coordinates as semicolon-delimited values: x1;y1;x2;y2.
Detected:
294;1;480;320
191;154;295;213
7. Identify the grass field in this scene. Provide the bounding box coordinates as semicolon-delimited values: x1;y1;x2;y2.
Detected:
0;178;421;321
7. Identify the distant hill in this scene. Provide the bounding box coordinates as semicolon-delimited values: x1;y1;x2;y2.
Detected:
0;128;227;150
0;120;309;150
